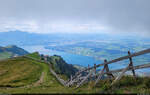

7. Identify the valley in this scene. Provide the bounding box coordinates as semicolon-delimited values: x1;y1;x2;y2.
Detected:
0;31;150;94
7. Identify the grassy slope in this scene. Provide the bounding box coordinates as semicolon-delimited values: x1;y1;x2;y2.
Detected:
0;52;150;94
0;53;74;94
0;52;12;60
0;59;43;88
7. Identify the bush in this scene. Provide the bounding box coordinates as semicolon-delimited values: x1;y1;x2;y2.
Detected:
102;83;111;91
143;78;150;88
114;76;137;87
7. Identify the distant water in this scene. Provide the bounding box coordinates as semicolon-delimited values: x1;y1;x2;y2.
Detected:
22;45;150;76
22;45;101;67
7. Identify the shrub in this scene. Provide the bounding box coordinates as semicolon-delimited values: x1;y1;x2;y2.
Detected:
143;78;150;88
114;76;136;87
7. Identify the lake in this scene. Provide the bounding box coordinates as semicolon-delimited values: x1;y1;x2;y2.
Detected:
22;45;102;67
21;45;150;76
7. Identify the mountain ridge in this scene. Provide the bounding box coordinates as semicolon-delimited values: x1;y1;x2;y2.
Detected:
0;45;28;60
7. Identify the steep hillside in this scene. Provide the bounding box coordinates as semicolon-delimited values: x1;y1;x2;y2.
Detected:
48;55;78;77
0;45;28;60
27;52;79;78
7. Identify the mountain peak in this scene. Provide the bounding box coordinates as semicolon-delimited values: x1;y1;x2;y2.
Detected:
5;45;17;48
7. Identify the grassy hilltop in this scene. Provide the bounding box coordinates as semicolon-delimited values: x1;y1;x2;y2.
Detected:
0;52;74;93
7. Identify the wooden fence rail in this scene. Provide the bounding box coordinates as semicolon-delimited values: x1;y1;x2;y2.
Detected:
89;63;150;78
73;48;150;79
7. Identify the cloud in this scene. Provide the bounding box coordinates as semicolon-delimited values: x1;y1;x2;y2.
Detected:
0;0;150;35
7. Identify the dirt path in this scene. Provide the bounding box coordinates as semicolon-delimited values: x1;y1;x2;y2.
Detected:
19;72;45;88
33;72;45;87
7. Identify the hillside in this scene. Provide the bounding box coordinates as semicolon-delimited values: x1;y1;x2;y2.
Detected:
0;54;74;93
27;52;78;78
0;45;28;60
48;55;79;77
1;53;150;94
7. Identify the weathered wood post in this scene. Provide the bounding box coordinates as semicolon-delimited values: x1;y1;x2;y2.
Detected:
76;68;94;88
111;64;130;86
104;59;114;79
70;75;72;83
111;51;136;86
128;51;136;78
88;64;91;80
94;64;97;79
94;60;107;86
88;64;90;72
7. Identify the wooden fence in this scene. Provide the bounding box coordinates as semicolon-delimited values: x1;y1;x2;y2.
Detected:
66;48;150;88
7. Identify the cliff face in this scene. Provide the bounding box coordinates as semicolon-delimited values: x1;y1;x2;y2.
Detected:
46;55;79;77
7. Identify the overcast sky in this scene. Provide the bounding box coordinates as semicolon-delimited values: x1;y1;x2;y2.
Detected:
0;0;150;36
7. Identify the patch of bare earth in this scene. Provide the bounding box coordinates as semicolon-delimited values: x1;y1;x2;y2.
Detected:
20;72;45;88
33;72;45;86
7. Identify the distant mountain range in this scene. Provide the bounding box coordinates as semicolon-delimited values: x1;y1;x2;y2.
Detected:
0;31;49;46
0;30;72;46
0;45;28;60
0;30;118;46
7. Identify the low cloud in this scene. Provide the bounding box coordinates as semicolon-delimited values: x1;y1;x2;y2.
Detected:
0;0;149;36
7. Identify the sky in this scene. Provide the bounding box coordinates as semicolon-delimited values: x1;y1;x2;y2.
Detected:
0;0;150;36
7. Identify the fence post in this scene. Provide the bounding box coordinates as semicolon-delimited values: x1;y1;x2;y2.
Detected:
70;75;72;82
94;64;97;79
88;64;90;72
76;68;94;88
111;64;130;86
128;51;136;78
104;59;114;79
94;60;107;86
88;64;90;74
88;64;91;80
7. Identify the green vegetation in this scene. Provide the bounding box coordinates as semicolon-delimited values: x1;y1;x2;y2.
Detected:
27;52;78;78
98;76;150;94
26;52;41;59
0;52;12;60
46;55;78;78
0;57;42;87
1;74;150;94
70;76;150;94
0;53;73;93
